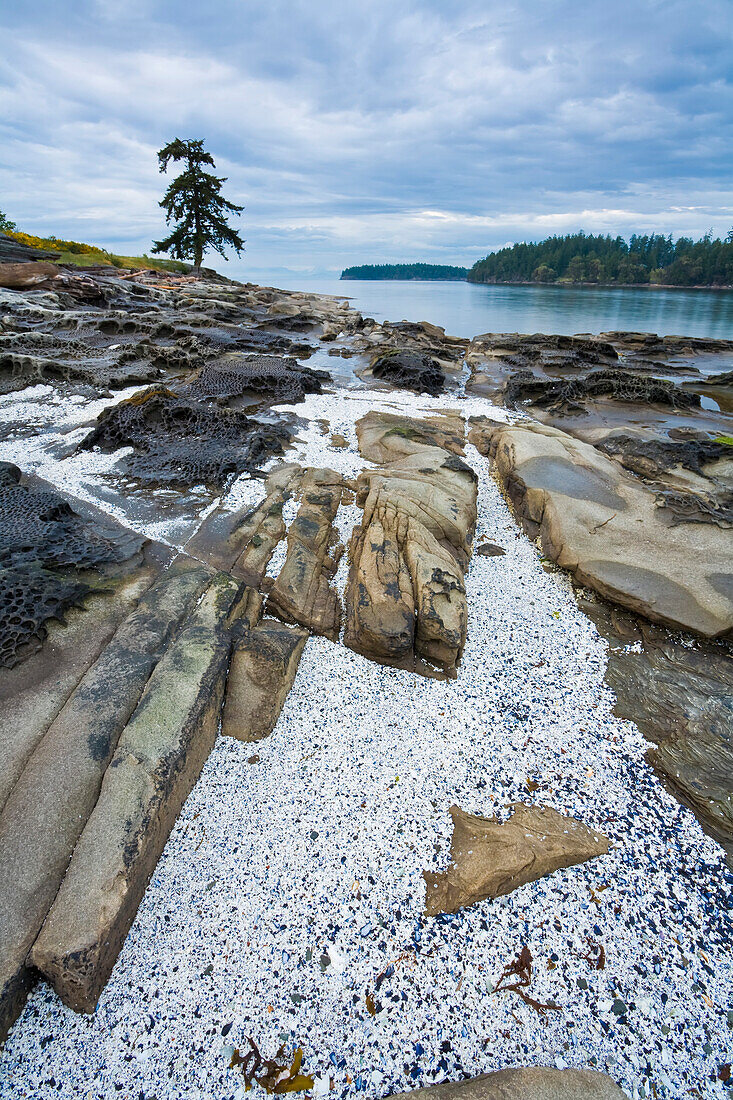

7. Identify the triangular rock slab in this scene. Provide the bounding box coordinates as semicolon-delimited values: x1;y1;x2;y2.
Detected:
424;803;610;916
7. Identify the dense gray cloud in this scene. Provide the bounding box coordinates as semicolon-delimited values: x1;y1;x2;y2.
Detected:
1;0;731;278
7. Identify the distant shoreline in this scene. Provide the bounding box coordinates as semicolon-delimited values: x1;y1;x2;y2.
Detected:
339;275;733;291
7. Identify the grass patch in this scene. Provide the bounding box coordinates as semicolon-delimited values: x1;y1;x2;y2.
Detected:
4;230;192;274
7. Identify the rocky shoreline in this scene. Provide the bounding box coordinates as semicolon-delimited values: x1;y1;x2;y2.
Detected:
0;241;731;1099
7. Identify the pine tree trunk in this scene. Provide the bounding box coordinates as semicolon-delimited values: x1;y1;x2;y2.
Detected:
192;159;203;274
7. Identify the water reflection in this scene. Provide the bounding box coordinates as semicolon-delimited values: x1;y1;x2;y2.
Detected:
263;276;733;340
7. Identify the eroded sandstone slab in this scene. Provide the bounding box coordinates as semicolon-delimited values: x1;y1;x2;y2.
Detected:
0;558;212;1041
267;467;346;640
345;412;477;677
471;419;733;637
30;572;243;1013
222;619;308;742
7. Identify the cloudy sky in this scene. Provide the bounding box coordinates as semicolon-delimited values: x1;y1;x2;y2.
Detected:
1;0;732;279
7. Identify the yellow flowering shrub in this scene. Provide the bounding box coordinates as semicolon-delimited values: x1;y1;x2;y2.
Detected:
6;230;101;255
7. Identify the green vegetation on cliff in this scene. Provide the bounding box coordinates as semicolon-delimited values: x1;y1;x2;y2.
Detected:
468;231;733;287
341;263;467;281
2;228;191;273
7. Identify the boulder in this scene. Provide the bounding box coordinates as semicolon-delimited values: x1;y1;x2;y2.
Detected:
476;542;506;557
222;619;308;741
0;235;57;263
0;262;59;288
471;420;733;638
370;348;445;395
387;1066;627;1099
30;572;242;1013
424;804;609;916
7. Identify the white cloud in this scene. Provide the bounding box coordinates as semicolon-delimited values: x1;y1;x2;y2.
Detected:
0;0;731;274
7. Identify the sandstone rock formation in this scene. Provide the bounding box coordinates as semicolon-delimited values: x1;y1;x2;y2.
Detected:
0;262;59;289
580;595;733;861
30;572;243;1013
470;419;733;637
267;466;346;640
222;619;308;742
424;804;610;916
0;559;212;1039
345;412;477;677
370;348;445;395
503;368;700;413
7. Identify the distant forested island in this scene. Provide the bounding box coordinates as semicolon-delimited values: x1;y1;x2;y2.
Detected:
468;231;733;287
341;263;468;281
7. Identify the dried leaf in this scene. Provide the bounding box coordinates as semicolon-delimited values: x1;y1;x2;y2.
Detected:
365;993;376;1016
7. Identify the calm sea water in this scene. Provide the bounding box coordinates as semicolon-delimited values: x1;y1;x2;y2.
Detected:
263;277;733;341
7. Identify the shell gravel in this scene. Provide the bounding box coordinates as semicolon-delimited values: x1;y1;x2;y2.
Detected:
0;390;731;1100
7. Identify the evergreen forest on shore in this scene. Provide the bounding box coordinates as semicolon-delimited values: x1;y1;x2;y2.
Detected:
467;230;733;287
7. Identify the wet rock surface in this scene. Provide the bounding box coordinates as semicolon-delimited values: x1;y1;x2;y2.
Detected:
578;592;733;862
0;462;144;666
80;386;292;488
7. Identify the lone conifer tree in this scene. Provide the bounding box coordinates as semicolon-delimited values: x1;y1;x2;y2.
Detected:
152;139;244;272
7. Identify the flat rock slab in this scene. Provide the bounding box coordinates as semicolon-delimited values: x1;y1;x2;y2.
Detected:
184;489;288;582
472;419;733;637
0;557;211;1042
424;804;609;916
356;410;467;462
30;572;242;1014
388;1066;627;1099
0;565;157;814
222;619;308;742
